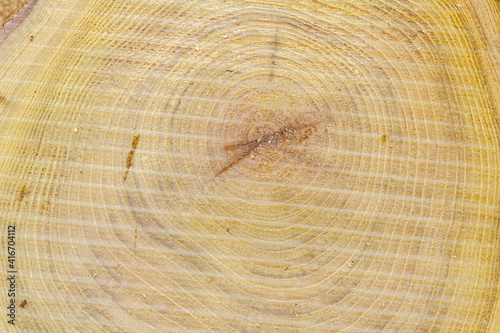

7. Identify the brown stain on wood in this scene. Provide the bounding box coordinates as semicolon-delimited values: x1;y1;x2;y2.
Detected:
18;185;29;202
40;200;49;212
19;300;27;308
123;134;140;182
215;122;317;178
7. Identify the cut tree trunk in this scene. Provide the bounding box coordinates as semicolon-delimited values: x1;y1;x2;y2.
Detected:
0;1;499;332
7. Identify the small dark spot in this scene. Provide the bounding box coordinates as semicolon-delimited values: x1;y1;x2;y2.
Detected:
30;35;34;42
226;228;230;232
18;186;29;202
123;134;141;182
380;134;388;144
40;200;49;212
0;95;6;104
20;300;27;308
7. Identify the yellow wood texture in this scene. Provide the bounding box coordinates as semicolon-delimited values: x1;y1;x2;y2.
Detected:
0;0;499;332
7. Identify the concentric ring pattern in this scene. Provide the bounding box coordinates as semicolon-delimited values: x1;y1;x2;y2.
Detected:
0;0;499;332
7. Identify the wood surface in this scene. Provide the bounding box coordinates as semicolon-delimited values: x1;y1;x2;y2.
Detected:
0;0;499;332
0;0;30;27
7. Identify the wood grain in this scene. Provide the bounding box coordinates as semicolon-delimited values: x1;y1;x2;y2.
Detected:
0;0;31;27
0;0;499;332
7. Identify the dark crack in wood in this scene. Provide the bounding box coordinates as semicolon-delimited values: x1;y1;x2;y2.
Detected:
133;223;138;252
214;122;317;178
123;134;141;182
269;28;279;82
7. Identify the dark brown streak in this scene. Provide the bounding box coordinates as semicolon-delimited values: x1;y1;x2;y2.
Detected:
225;122;315;152
133;224;138;252
123;134;141;182
18;185;29;202
269;28;279;82
214;122;317;178
213;141;259;179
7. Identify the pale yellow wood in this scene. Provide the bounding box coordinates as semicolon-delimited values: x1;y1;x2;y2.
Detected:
0;1;499;332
